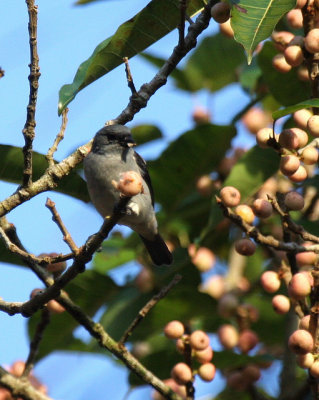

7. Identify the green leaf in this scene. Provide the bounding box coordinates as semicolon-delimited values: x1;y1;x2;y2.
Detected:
273;98;319;120
231;0;296;64
28;270;118;359
0;145;89;202
150;124;236;212
181;32;246;92
131;124;163;145
258;42;310;106
58;0;205;114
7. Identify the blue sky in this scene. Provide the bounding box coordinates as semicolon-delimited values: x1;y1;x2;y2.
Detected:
0;1;257;399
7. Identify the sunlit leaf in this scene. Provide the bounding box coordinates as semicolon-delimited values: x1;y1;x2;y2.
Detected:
273;98;319;120
231;0;296;64
58;0;205;113
131;124;162;145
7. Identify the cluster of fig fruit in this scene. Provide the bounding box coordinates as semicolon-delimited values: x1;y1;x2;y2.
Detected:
152;321;215;399
272;0;319;79
256;116;319;183
0;360;47;399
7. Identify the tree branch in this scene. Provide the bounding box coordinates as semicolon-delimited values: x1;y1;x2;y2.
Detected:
22;0;40;188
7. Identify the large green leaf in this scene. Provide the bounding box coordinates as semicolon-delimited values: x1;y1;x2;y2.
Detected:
28;270;118;360
181;32;246;92
258;42;310;106
0;145;89;202
231;0;296;64
58;0;205;114
273;98;319;120
131;124;163;145
149;124;236;212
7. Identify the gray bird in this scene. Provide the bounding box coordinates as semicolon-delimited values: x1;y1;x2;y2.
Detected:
83;124;173;266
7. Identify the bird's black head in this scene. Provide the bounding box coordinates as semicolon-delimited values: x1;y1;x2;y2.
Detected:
92;125;136;150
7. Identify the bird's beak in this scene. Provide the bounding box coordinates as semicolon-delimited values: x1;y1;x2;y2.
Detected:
127;142;137;147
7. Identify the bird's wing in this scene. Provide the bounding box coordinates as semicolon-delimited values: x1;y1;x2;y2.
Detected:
134;151;155;206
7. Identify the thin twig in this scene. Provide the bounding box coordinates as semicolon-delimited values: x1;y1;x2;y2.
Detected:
123;57;137;95
56;294;183;400
22;308;51;377
22;0;40;187
46;108;69;167
45;198;79;254
178;0;187;47
119;274;182;345
111;1;214;125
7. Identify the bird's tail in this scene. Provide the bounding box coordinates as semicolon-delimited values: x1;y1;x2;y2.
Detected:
139;234;173;266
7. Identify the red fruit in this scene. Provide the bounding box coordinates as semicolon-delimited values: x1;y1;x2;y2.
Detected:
171;363;193;384
272;54;292;73
305;29;319;53
220;186;241;207
218;293;239;318
196;175;214;196
238;329;259;353
280;155;300;176
235;204;255;224
294;109;312;130
114;171;143;197
134;267;154;293
47;299;65;314
211;2;231;23
198;363;216;382
38;252;66;273
195;346;214;363
190;246;216;272
288;329;314;354
289;165;307;183
289;272;312;299
272;294;290;314
252;198;273;218
301;147;318;165
284;45;304;67
189;330;210;351
310;361;319;378
201;275;225;299
260;271;281;293
308;115;319;136
256;127;274;148
235;238;256;256
241;107;271;135
192;106;211;124
164;320;185;339
286;9;303;29
218;324;239;349
297;353;314;369
284;191;304;211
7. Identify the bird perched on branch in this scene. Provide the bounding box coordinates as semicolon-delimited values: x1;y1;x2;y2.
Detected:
83;124;173;266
